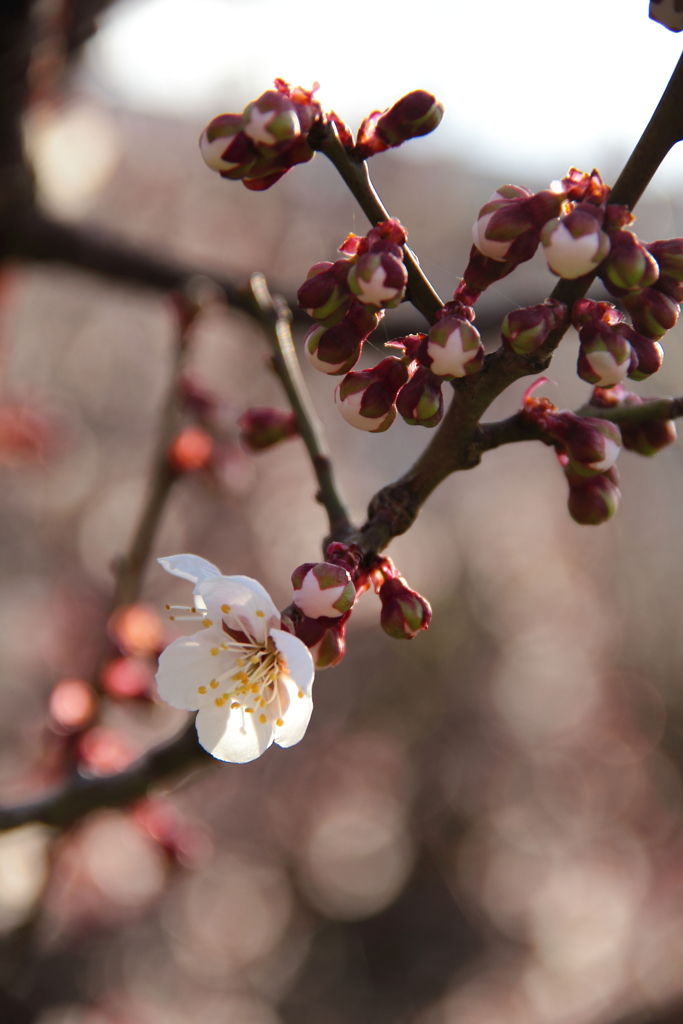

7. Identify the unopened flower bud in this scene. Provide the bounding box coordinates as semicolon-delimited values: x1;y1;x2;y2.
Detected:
242;90;301;149
567;472;621;525
379;576;432;640
621;416;677;456
304;302;378;374
291;562;356;619
471;185;534;261
601;230;659;293
348;250;407;309
355;91;444;157
424;313;484;379
294;614;347;669
501;299;567;354
548;411;621;476
622;326;664;381
238;408;298;450
646;238;683;279
542;204;611;279
622;287;680;339
396;366;444;427
650;0;683;32
336;356;409;432
297;259;353;325
577;322;632;388
199;113;244;172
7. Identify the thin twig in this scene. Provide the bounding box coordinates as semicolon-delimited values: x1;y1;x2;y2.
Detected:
249;272;354;545
310;121;444;325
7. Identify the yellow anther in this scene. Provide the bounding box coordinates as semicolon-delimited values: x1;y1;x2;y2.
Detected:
210;680;218;689
221;604;231;613
237;658;244;668
165;604;171;610
191;607;196;613
210;648;219;656
276;718;284;727
221;642;229;650
215;697;225;707
169;616;175;621
203;620;213;628
255;610;265;618
231;702;240;709
245;707;254;714
251;685;260;693
222;693;229;700
259;714;267;724
251;656;260;665
198;686;207;694
298;691;304;698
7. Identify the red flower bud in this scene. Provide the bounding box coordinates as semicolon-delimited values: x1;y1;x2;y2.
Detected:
396;366;444;427
291;562;356;619
336;356;410;432
238;408;298;451
566;472;621;525
621;326;664;381
622;287;680;339
294;613;347;669
355;90;444;158
379;576;432;640
501;299;567;354
600;230;659;293
577;321;632;388
304;302;379;374
297;259;353;325
348;250;407;310
547;411;622;477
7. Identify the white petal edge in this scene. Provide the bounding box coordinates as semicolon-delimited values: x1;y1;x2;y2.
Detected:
273;673;314;749
271;628;315;697
158;554;222;587
156;627;232;711
197;576;280;642
196;703;274;763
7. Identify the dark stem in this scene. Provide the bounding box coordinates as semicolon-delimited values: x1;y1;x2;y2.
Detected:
249;274;354;545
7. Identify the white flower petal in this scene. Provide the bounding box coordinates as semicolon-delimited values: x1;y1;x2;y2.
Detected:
273;672;314;749
157;554;222;588
197;576;280;643
156;627;233;710
270;629;314;697
195;703;274;763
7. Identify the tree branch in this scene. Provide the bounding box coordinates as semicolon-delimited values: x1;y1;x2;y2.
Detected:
249;273;354;544
310;121;444;325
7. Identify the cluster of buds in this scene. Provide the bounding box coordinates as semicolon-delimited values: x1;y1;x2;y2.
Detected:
521;380;622;525
353;90;444;159
572;299;664;388
298;219;407;374
334;300;486;433
590;383;677;457
286;545;432;667
200;80;321;190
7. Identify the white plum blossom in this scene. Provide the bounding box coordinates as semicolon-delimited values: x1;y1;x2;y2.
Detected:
156;555;314;764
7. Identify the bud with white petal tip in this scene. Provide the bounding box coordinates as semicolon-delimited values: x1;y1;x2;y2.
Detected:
501;299;567;355
548;412;622;477
622;287;680;339
336;356;409;432
424;313;484;379
379;576;432;640
304;302;379;375
471;185;533;261
200;113;245;173
291;562;356;619
650;0;683;32
567;472;621;525
297;259;353;325
348;250;407;309
577;322;632;388
542;204;611;279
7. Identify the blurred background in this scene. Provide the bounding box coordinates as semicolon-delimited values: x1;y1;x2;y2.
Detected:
3;1;683;1022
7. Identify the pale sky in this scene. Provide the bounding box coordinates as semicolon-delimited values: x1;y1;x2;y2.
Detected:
86;0;683;182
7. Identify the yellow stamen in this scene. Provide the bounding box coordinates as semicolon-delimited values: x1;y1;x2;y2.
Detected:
215;697;224;707
231;702;240;709
221;604;231;613
210;648;219;656
259;714;267;724
255;610;265;618
276;718;284;727
198;686;207;694
165;604;171;610
203;620;213;628
298;691;304;698
245;707;254;714
210;680;218;689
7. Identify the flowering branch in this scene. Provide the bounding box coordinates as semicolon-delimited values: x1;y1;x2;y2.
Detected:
309;120;444;324
249;273;354;543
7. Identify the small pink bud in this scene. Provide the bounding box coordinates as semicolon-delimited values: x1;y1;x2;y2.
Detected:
501;299;567;354
304;302;378;374
238;408;298;450
622;327;664;381
622;416;677;456
348;250;407;309
622;287;680;339
336;356;409;432
471;186;534;261
396;366;444;427
297;259;353;325
199;113;245;172
567;473;621;525
379;576;432;640
424;314;484;379
456;246;516;303
294;614;347;669
291;562;356;619
646;238;683;282
542;205;611;279
576;322;632;388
